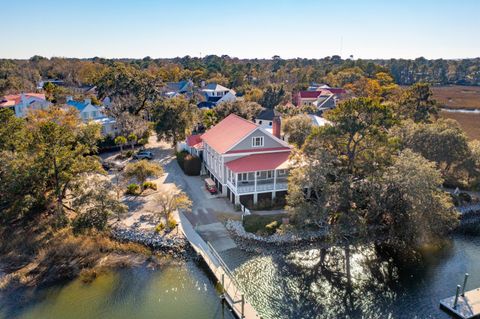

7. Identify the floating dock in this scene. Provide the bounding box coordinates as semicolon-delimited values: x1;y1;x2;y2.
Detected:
440;274;480;319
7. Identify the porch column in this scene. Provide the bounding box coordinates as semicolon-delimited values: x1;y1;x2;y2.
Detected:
235;173;238;188
273;170;277;191
254;171;257;192
253;193;258;204
234;194;240;205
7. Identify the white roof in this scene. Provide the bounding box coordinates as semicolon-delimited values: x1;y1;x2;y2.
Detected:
308;115;331;127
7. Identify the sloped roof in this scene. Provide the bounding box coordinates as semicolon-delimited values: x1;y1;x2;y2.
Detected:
308;115;331;127
298;90;332;99
256;108;280;121
67;100;89;111
203;83;230;91
0;93;46;107
186;134;203;147
201;114;258;153
225;151;291;173
324;88;346;94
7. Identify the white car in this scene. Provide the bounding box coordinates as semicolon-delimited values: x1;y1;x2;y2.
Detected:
133;151;153;160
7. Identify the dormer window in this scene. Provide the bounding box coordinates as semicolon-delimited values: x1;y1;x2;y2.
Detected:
252;136;264;147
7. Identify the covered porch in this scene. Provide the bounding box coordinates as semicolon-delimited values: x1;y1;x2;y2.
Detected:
226;169;288;194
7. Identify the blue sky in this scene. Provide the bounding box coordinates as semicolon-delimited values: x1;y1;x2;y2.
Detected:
1;0;479;59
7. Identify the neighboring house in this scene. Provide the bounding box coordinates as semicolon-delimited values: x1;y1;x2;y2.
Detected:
37;79;65;89
254;108;282;135
195;113;292;207
164;80;194;98
308;114;332;127
66;97;118;136
295;90;335;109
198;83;236;109
0;93;51;117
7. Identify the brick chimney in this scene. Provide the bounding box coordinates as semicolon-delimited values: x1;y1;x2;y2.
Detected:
272;115;281;139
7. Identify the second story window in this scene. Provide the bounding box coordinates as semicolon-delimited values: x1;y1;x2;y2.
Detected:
252;136;264;147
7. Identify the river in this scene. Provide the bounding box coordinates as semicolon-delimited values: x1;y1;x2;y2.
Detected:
0;259;235;319
1;235;479;319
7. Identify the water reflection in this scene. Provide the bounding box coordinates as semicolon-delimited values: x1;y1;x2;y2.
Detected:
0;260;235;319
234;235;479;319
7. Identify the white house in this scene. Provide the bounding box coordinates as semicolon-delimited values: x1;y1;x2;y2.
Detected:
66;97;118;136
188;114;292;207
0;93;51;117
198;83;236;109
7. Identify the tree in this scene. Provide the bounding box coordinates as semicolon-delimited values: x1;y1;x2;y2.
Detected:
153;96;198;146
398;82;438;123
154;190;192;228
71;176;128;232
26;107;102;224
124;160;163;187
282;114;314;147
95;63;162;116
114;136;127;152
367;150;457;247
309;98;396;176
128;133;138;150
259;85;285;109
213;100;262;122
394;119;470;178
202;109;218;129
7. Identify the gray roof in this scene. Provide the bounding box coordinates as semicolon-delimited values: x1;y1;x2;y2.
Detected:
256;108;281;121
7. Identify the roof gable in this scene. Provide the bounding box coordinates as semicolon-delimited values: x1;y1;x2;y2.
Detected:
201;114;258;153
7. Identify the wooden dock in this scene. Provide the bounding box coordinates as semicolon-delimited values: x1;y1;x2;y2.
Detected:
440;287;480;319
179;212;261;319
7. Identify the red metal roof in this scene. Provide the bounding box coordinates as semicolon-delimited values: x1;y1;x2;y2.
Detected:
298;90;333;99
225;151;291;173
201;114;258;154
226;146;291;154
186;134;203;147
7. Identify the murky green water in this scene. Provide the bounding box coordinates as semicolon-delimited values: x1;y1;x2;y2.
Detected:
0;260;235;319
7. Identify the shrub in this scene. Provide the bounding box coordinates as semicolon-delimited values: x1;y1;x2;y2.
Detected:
72;210;109;233
265;220;280;235
243;214;284;234
183;154;201;175
155;222;165;233
126;183;141;195
142;181;157;191
176;151;188;169
167;216;177;229
125;150;134;158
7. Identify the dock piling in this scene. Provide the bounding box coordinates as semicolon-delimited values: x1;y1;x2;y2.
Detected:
454;284;461;309
462;273;469;296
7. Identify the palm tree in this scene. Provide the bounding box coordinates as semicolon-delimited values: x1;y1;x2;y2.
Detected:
114;135;127;153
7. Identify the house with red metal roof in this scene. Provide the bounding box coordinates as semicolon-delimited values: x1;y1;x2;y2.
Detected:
294;85;347;111
0;93;51;117
197;113;292;207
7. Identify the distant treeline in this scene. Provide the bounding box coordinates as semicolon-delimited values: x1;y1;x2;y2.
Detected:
1;55;479;95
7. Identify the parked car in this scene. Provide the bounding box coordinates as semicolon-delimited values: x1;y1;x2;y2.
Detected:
133;151;153;160
204;177;217;194
101;159;126;171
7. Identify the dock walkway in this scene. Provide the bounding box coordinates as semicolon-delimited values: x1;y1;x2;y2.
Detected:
179;212;261;319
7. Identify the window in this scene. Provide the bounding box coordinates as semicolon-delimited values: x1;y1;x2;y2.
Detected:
267;171;273;179
277;169;286;176
252;136;264;147
238;173;248;181
259;120;263;125
269;121;272;126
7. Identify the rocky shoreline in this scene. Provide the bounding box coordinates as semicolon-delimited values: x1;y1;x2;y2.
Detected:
225;220;327;253
110;227;191;258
